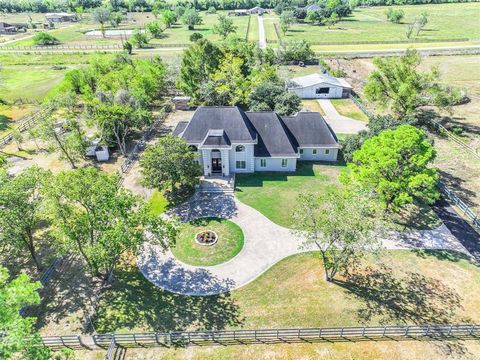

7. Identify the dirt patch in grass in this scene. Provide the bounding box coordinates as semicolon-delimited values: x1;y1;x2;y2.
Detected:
301;99;325;115
330;98;369;122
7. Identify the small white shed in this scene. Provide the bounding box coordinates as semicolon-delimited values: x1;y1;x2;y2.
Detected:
288;73;352;99
86;144;110;162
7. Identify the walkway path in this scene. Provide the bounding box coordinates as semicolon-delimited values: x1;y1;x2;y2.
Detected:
137;193;471;296
257;15;267;49
318;99;367;134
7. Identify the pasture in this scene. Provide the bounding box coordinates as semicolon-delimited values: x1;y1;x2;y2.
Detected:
265;3;480;45
8;11;251;47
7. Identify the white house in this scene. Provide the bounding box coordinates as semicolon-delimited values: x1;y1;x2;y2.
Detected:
173;106;339;177
249;6;267;14
288;73;352;99
45;13;77;22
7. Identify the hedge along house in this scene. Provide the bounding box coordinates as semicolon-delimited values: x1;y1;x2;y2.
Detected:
172;106;339;177
288;73;352;99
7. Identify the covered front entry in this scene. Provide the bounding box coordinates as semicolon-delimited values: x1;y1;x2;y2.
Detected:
201;148;230;177
211;158;222;173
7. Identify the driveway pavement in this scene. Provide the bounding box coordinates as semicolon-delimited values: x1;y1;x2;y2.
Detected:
318;99;367;134
433;198;480;263
137;193;471;296
257;15;266;49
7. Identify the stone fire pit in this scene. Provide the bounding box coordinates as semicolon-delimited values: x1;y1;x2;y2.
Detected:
195;230;218;246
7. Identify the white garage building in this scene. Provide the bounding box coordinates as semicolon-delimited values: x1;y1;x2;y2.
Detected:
288;73;352;99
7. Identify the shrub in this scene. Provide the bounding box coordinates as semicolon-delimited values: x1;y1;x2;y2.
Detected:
385;8;405;24
190;32;203;42
33;32;60;45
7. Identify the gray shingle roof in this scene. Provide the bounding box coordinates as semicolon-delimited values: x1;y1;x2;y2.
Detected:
176;107;339;157
172;121;188;136
200;130;231;148
180;107;256;144
246;112;298;157
283;112;339;148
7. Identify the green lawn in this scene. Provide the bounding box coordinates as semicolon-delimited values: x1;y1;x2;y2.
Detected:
235;162;347;228
93;249;480;340
149;11;251;45
265;3;480;44
171;217;244;266
148;190;169;216
0;65;70;102
330;98;369;122
247;14;258;42
235;161;440;230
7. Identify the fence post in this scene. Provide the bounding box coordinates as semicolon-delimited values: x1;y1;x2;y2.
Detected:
425;325;430;337
404;326;409;336
469;324;476;336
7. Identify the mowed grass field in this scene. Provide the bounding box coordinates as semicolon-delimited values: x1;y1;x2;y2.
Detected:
264;3;480;44
0;65;69;102
86;250;480;359
10;11;250;47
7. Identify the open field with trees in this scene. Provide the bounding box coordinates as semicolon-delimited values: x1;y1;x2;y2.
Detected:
81;250;480;359
329;54;480;216
7;11;251;47
1;5;480;358
265;3;480;45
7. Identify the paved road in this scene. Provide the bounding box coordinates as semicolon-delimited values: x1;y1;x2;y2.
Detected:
137;193;470;296
318;99;367;134
257;15;266;49
433;198;480;263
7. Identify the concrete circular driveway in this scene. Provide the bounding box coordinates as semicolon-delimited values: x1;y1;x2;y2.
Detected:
137;193;312;296
137;193;470;296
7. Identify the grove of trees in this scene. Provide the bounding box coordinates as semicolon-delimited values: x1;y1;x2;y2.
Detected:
177;38;303;113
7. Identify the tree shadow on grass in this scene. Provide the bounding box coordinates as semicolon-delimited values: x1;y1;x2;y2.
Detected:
334;265;465;324
438;170;477;208
93;265;244;333
0;114;12;131
411;249;473;263
392;201;441;230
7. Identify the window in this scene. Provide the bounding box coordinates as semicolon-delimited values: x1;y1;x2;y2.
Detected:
281;159;288;168
236;161;246;169
188;145;198;152
235;145;245;152
312;149;317;155
315;87;330;94
260;159;266;167
325;149;330;154
299;149;303;154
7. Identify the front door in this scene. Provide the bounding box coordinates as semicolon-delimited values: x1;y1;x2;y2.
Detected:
211;158;222;173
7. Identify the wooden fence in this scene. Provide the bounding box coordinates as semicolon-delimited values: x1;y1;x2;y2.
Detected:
0;43;190;52
347;93;480;230
439;183;480;230
117;107;168;180
38;324;480;354
0;108;47;148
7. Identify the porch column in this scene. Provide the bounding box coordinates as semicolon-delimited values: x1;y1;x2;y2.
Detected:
221;149;230;176
202;149;211;176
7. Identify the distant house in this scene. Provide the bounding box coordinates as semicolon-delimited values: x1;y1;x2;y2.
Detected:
249;6;266;14
45;13;77;23
233;9;249;16
173;106;339;177
301;4;323;12
0;22;17;34
288;73;352;99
